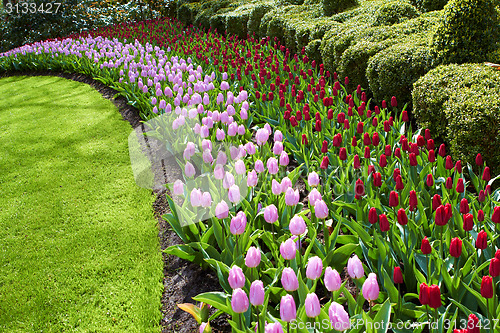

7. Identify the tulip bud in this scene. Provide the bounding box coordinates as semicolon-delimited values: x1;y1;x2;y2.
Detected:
362;273;380;301
231;288;249;313
289;215;306;235
249;280;265;306
438;144;446;157
419;283;430;305
445;155;453;170
379;214;390;232
409;190;418;211
314;200;329;219
264;204;278;224
281;267;299;291
478;209;485;222
215;200;229;219
393;267;403;284
428;284;442;309
397;208;408;225
432;194;442;211
320;156;329;169
245;247;261;268
347;255;364;279
339;147;347;161
324;267;342;291
391;96;397;107
476;230;488;250
280;238;297;260
463;213;474;232
368;207;378;224
308;172;320;187
305;293;321;318
476;153;483;166
379;154;387;167
421;236;432;254
481;276;493;298
449;237;462;258
389;191;399;207
492;206;500;223
489;258;500;277
329;302;350;331
306;256;323;280
410;153;418;166
230;211;247;235
456;178;464;193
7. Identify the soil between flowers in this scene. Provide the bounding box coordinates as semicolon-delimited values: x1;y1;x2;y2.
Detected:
0;71;230;333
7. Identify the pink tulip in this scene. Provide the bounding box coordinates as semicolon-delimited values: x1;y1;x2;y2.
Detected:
185;161;195;178
305;293;321;318
256;128;270;145
249;280;265;306
308;189;322;207
281;267;299;291
215;200;229;219
347;255;364;278
255;160;265;173
281;177;292;192
267;157;279;174
231;288;249;313
289;215;306;235
265;322;284;333
362;273;380;301
308;172;320;187
272;179;282;195
274;130;283;142
279;151;290;166
285;188;300;206
235;160;246;175
190;188;202;207
280;294;296;322
306;256;323;280
173;180;184;196
245;142;256;155
230;211;247;235
245;246;261;268
325;267;342;291
280;238;297;260
264;204;278;224
214;164;225;180
273;141;284;155
223;172;235;189
329;302;350;331
201;192;212;208
228;266;245;289
216;128;225;141
314;200;329;219
247;170;258;187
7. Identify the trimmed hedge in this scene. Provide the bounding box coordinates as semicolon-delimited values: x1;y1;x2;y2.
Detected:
430;0;500;65
410;0;448;12
322;0;359;16
413;64;500;171
372;1;419;26
366;39;433;109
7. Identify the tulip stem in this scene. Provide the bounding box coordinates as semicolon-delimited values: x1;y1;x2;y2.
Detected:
440;225;444;261
425;305;431;331
426;254;431;284
323;218;330;251
287;322;290;333
397;284;402;319
453;256;459;279
434;308;438;333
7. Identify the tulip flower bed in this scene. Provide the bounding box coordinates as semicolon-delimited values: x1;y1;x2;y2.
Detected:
2;17;500;333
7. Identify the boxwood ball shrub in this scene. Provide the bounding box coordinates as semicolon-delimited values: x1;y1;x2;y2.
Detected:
372;1;420;26
410;0;448;12
366;39;433;109
413;63;500;171
430;0;500;65
322;0;359;16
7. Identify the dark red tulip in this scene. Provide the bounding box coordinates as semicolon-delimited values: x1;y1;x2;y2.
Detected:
476;230;488;250
486;184;492;195
402;110;408;122
301;134;308;145
409;190;418;211
409;153;418;166
438;144;446;157
483;167;491;181
393;267;404;284
460;198;469;214
353;154;361;169
496;249;500;260
428;149;436;163
337;112;345;124
428;284;442;309
364;146;370;159
379;154;387;168
355;179;365;197
449;237;462;258
445;203;452;222
435;205;446;226
393;168;401;180
463;213;474;232
481;276;493;298
379;214;390;232
372;132;380;146
427;139;435;150
416;135;425;147
419;283;430;305
455;160;462;173
327;109;334;119
368;165;376;175
426;174;434;187
445;177;453;189
421;236;432;254
391;96;398;107
339;148;347;161
492;206;500;224
476;153;483;166
456;178;464;193
363;133;371;146
490;258;500;277
296;110;302;121
382;100;387;109
389;191;399;207
394;148;401;158
320;156;329;169
468;314;480;333
357;121;364;134
385;145;392;156
373;172;382;187
383;120;391;132
397;208;408;225
321;140;328;153
290;116;298;127
372;117;378;127
315;120;322;132
478;190;486;202
445;156;453;170
351;136;357;147
332;133;342;147
425;129;431;140
478;209;485;222
395;175;404;190
369;207;378;224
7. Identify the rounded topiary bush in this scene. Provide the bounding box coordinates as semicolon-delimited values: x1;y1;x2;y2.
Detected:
372;1;420;26
305;39;323;64
366;40;433;109
323;0;359;16
447;88;500;173
410;0;448;12
247;3;275;36
430;0;500;65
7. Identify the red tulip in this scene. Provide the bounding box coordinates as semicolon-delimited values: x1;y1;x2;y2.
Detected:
445;176;453;189
379;214;390;232
379;154;387;167
385;145;392;156
397;208;408;225
320;156;329;169
489;257;500;277
363;133;371;146
428;149;436;163
327;109;334;119
351;136;357;147
438;144;446;157
391;96;397;107
409;190;418;211
421;236;432;254
483;167;491;181
373;172;382;187
435;205;446;226
456;178;464;193
428;284;442;309
445;155;453;170
432;194;441;211
353;154;361;169
460;198;469;214
364;146;370;159
481;276;493;298
492;206;500;223
339;148;347;161
417;135;425;147
455;160;462;173
395;175;404;190
315;120;322;132
383;120;391;132
394;148;401;158
425;128;431;140
496;249;500;260
393;267;403;284
449;237;462;258
409;153;417;166
419;283;429;305
427;139;435;150
372;132;380;146
296;110;302;121
301;134;308;145
426;174;434;187
290;116;298;127
357;121;364;134
478;190;486;202
467;314;480;333
321;140;328;153
355;179;365;197
382;100;387;109
368;207;378;224
478;209;485;221
475;230;488;250
463;213;474;231
476;153;483;166
389;191;399;207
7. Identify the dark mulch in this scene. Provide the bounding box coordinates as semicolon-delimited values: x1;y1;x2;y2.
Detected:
0;71;231;332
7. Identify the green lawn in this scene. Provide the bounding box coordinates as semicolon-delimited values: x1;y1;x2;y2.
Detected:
0;76;163;332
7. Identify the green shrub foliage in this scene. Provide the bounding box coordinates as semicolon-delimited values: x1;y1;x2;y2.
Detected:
410;0;448;12
322;0;359;16
372;1;420;26
430;0;500;65
366;39;433;109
